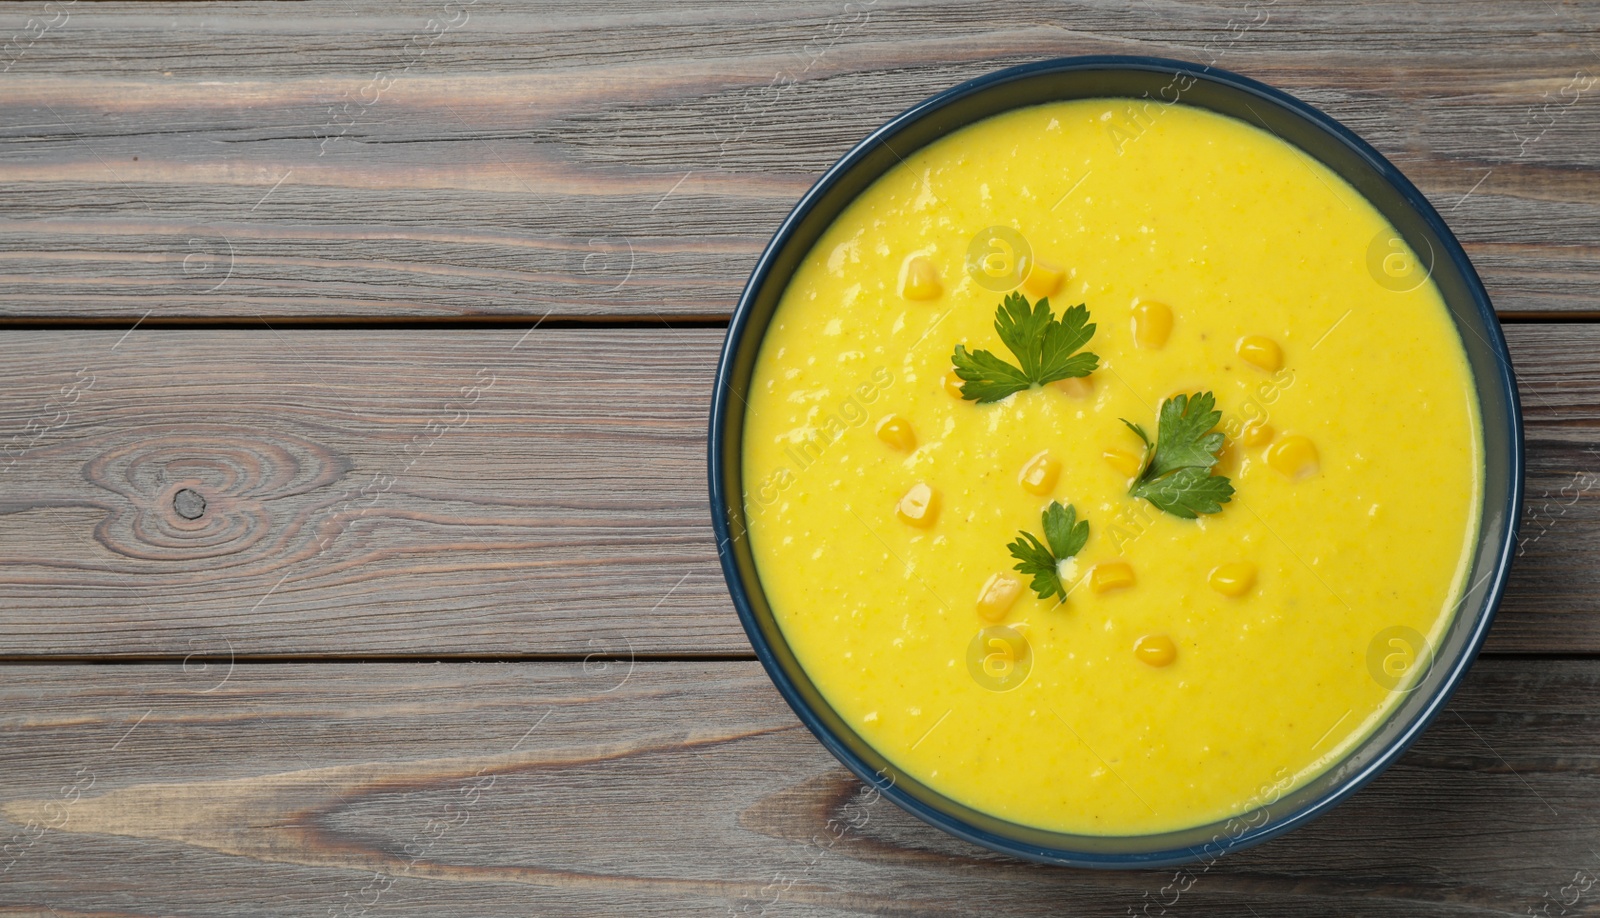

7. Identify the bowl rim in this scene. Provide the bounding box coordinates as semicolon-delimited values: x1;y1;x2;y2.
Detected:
708;54;1524;868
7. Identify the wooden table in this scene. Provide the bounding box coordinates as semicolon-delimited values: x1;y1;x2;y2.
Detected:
1;2;1595;915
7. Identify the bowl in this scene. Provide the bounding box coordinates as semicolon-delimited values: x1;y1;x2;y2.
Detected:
708;55;1523;868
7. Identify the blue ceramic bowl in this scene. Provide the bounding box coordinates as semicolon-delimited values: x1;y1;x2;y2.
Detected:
708;56;1523;868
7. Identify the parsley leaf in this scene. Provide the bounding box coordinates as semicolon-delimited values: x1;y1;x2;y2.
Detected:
1132;467;1235;519
1122;391;1235;519
1007;501;1090;601
1141;391;1225;478
952;293;1098;403
950;347;1032;403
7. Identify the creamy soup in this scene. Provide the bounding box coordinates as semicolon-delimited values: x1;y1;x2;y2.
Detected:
741;99;1481;835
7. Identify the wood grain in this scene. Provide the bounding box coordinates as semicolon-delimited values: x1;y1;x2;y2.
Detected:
0;0;1598;319
0;659;1594;917
0;326;718;657
1;4;1594;914
0;323;1591;657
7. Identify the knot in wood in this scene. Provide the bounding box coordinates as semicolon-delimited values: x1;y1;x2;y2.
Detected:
172;488;206;520
82;425;348;561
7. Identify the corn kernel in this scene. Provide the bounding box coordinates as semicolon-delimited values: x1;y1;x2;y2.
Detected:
1054;375;1094;399
875;414;916;452
942;370;965;399
900;256;942;301
1103;447;1143;479
1018;450;1061;495
1237;335;1283;373
1090;561;1135;594
1240;421;1275;448
1132;300;1173;349
976;573;1024;622
1265;435;1319;481
896;482;939;528
1134;634;1178;667
1209;562;1257;597
1022;258;1065;299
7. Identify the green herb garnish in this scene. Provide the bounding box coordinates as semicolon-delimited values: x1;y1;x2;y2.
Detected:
951;293;1098;403
1121;391;1235;519
1007;501;1090;601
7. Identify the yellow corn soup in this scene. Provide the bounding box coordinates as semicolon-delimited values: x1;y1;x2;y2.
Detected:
742;99;1481;835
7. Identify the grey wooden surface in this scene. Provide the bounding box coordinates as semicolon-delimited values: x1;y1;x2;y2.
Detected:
2;661;1597;917
0;325;1594;658
1;1;1597;915
0;1;1596;319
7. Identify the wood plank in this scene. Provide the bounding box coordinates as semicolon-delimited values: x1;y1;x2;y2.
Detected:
0;326;720;657
0;1;1597;319
0;323;1594;657
0;658;1594;916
